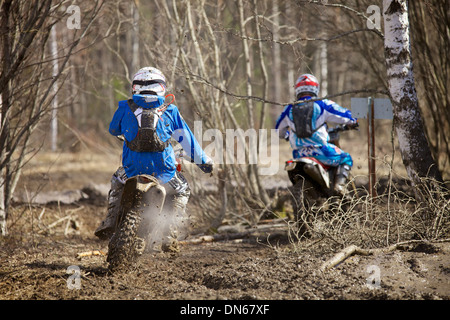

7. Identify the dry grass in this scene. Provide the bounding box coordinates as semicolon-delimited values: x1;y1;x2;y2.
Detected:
285;175;450;254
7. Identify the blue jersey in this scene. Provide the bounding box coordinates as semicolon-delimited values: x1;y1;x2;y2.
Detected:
109;94;209;184
275;96;357;167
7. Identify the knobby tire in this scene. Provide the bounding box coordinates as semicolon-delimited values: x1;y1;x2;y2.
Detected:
107;207;143;273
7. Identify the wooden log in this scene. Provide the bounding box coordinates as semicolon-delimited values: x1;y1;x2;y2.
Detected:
320;239;450;272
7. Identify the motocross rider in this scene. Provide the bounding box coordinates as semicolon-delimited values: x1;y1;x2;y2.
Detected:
275;73;358;194
95;67;213;249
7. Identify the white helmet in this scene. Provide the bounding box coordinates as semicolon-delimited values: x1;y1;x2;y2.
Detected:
295;73;319;98
132;67;166;96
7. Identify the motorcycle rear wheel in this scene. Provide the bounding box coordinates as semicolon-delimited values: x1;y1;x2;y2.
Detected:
292;177;322;237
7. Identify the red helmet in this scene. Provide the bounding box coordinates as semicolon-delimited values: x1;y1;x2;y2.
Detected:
295;74;319;98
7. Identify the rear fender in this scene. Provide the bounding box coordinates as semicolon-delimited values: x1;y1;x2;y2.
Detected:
121;175;166;214
285;158;330;189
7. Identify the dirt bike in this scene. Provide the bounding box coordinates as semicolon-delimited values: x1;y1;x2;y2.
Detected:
284;123;359;236
107;174;167;272
107;137;185;273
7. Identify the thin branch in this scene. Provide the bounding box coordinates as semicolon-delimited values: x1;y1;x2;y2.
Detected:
296;0;384;38
186;71;389;106
320;239;450;272
218;26;383;46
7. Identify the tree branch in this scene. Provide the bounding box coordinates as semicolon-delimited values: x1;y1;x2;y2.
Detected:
219;26;383;46
186;71;389;106
320;239;450;272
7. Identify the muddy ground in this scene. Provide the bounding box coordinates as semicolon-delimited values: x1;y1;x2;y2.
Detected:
0;152;449;307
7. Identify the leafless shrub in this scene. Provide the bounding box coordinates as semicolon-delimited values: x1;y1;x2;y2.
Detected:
287;175;449;254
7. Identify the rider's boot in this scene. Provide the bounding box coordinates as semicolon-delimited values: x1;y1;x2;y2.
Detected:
160;205;188;253
334;164;351;196
161;184;190;253
94;168;126;240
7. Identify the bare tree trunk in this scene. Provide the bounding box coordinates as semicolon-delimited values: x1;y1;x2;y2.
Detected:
252;0;270;206
319;42;328;97
0;0;13;236
50;25;59;152
0;173;5;235
383;0;443;187
238;0;267;206
131;0;140;74
0;94;5;236
271;1;281;114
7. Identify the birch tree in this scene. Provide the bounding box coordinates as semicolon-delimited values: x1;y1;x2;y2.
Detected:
382;0;443;189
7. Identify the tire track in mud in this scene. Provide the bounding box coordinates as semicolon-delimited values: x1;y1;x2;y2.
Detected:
1;204;449;300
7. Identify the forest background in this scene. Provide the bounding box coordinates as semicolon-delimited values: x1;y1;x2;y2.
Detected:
0;0;448;236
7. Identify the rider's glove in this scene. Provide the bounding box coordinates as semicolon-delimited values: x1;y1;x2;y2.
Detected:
347;121;359;130
197;157;214;174
198;163;213;173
